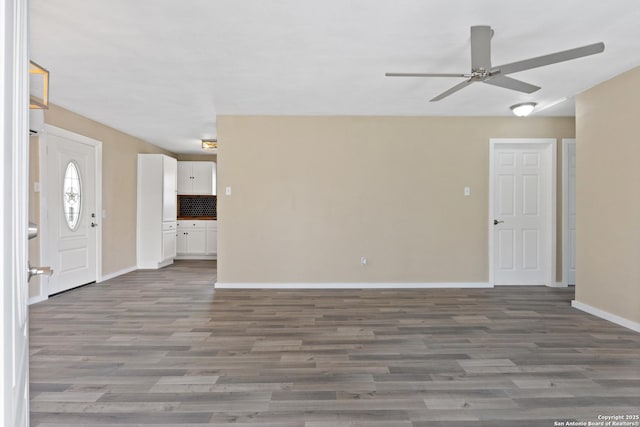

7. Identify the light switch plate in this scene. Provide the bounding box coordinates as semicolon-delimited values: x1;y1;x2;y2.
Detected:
225;186;232;196
464;186;471;196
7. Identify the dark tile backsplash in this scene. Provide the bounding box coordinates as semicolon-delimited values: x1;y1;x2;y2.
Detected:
178;196;216;218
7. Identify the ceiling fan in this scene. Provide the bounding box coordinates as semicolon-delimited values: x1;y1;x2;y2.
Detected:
386;26;605;102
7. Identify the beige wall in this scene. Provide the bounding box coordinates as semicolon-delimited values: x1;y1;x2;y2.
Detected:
575;66;640;324
30;104;173;298
217;115;574;283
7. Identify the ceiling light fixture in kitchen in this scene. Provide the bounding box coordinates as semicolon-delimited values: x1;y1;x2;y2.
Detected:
201;139;217;151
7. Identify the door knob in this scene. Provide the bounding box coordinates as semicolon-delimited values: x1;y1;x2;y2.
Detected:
493;219;504;225
28;263;53;281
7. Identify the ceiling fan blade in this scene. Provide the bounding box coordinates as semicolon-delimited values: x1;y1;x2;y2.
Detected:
430;79;473;102
385;72;469;78
495;42;605;75
483;75;540;93
470;25;493;71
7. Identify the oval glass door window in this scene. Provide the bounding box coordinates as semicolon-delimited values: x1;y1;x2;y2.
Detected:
63;161;82;230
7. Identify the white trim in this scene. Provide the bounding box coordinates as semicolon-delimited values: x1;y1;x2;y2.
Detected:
488;138;557;286
99;265;137;283
1;0;30;423
28;295;48;305
215;282;493;289
571;300;640;333
39;125;103;297
38;131;47;295
562;139;576;286
175;255;216;260
546;282;567;288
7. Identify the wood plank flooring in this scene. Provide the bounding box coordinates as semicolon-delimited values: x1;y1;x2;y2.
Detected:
30;261;640;426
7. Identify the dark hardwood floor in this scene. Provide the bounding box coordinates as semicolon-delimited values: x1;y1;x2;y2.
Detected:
29;261;640;426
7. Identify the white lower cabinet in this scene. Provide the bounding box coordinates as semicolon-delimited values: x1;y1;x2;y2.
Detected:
205;226;217;255
162;222;177;261
176;220;217;259
187;228;206;255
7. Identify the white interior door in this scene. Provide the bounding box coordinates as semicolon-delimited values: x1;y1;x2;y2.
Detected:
490;139;556;286
1;0;30;424
44;127;101;295
563;139;577;285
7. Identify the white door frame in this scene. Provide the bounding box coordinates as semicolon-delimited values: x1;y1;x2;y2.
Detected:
562;138;576;286
1;0;30;424
38;125;103;300
488;138;557;286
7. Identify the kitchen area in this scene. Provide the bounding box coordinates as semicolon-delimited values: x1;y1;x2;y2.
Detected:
175;161;217;260
136;154;217;269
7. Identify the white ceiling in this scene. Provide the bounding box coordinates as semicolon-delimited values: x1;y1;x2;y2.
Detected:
30;1;640;154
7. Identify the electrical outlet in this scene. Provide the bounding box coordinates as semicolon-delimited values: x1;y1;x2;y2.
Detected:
360;257;367;266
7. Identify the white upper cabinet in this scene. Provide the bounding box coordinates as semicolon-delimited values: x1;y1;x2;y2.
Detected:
177;161;216;195
176;162;192;194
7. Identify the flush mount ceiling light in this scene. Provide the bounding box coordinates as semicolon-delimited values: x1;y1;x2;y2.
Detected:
29;61;49;109
201;139;218;151
510;102;537;117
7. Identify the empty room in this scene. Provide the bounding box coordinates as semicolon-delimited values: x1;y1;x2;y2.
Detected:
1;1;639;426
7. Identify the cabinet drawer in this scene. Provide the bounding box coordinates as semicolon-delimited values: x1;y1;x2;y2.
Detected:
177;220;206;229
162;221;177;231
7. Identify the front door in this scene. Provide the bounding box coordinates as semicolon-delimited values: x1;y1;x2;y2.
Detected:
490;139;556;285
1;0;30;424
44;127;100;295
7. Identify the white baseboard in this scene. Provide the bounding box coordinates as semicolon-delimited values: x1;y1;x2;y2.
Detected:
28;295;48;305
175;255;216;260
215;282;492;289
571;300;640;333
99;265;137;282
137;259;174;270
547;282;567;288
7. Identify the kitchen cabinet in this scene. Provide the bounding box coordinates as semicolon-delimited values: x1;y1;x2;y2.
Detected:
177;161;216;195
162;223;177;261
176;220;217;259
137;154;177;269
205;222;217;256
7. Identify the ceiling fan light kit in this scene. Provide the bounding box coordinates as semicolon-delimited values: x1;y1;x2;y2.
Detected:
386;25;605;103
510;102;537;117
